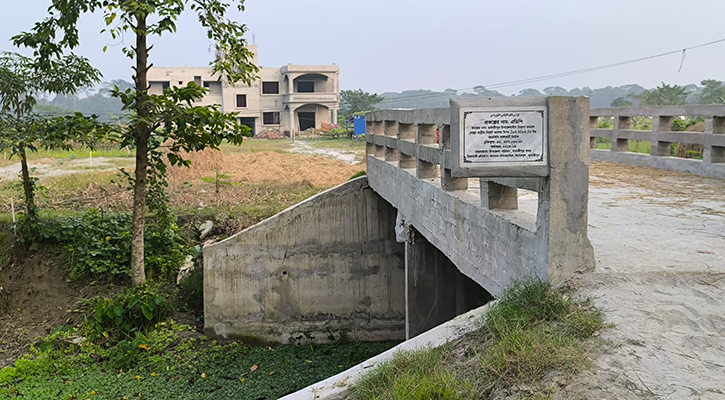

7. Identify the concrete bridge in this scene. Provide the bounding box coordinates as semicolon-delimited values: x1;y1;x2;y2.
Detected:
202;99;725;347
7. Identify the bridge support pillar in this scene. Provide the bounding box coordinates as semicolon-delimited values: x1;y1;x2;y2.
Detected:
405;227;491;339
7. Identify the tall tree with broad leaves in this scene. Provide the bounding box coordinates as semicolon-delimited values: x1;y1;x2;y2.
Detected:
696;79;725;105
14;0;259;286
629;82;690;106
340;89;384;122
610;97;633;108
0;52;103;225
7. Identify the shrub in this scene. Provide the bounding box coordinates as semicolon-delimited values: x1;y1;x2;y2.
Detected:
671;118;700;131
84;285;176;341
25;208;190;282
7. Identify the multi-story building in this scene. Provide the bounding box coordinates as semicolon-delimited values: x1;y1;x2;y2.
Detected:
147;46;340;137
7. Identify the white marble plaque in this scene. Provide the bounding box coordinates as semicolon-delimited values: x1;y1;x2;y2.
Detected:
463;110;545;164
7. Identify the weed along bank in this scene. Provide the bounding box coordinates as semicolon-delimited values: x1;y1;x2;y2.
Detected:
202;97;594;356
147;46;340;138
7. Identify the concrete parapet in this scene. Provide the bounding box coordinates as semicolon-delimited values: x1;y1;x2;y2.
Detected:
365;97;595;295
590;105;725;178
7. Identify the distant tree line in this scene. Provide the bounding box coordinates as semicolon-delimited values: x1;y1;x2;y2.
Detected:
375;80;725;109
43;79;725;122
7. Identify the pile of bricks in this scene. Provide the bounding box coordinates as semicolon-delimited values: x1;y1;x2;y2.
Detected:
255;128;286;140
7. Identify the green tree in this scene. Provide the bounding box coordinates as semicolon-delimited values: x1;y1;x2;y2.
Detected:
15;0;259;286
543;86;569;96
340;89;384;122
517;88;544;97
630;82;690;106
471;85;502;97
0;52;102;224
610;97;633;107
696;79;725;105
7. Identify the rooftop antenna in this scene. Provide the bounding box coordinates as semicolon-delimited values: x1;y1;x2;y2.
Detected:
252;33;256;45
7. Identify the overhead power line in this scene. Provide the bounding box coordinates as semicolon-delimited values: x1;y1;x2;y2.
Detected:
375;37;725;106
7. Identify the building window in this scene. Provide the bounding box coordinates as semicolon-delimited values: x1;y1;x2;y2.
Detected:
236;94;247;108
263;112;280;125
239;117;256;136
262;81;280;94
203;82;210;88
162;82;170;90
297;81;314;93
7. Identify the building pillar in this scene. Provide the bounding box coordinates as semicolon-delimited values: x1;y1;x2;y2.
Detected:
288;108;295;140
332;109;338;124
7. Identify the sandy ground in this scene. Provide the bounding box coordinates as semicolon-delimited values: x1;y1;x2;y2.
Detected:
512;162;725;399
572;164;725;399
290;141;362;165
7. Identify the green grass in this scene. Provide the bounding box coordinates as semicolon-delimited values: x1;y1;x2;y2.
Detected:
306;137;366;151
595;139;651;154
0;322;395;400
350;347;478;400
219;139;292;154
0;147;132;167
351;281;604;400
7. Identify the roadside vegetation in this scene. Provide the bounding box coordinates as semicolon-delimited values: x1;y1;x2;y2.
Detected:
0;304;392;400
0;138;369;398
351;281;605;400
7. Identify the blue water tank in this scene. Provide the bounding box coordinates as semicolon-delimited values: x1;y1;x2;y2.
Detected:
353;115;366;136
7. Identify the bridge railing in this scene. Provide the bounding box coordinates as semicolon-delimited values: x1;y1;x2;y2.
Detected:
365;97;595;297
589;105;725;178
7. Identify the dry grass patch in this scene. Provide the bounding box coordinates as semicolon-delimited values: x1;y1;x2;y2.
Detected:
167;149;364;187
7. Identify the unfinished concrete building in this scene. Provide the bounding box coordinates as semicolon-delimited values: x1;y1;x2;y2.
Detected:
147;46;340;137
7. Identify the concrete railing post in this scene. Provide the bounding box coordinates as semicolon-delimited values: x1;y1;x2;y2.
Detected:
539;97;595;285
612;115;630;152
398;123;416;169
384;121;398;162
589;116;599;149
704;117;725;164
373;121;384;158
415;124;438;179
440;125;468;191
481;181;518;210
652;115;673;156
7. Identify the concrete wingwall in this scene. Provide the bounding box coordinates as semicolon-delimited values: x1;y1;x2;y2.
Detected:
203;177;406;344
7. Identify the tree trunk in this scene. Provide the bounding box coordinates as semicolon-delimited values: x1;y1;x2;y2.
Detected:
130;13;151;286
18;145;36;223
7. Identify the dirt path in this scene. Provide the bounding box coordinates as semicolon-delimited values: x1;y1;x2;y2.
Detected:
290;141;362;165
0;157;133;182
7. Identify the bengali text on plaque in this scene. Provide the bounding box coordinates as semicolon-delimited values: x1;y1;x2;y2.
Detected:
463;110;545;164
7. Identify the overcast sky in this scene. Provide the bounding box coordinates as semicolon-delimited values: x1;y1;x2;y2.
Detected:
3;0;725;95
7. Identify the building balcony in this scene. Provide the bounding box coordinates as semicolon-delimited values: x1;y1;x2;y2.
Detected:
283;92;339;104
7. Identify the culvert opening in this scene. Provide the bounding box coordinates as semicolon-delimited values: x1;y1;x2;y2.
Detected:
405;226;494;339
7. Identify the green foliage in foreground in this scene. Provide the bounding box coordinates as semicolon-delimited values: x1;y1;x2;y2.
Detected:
27;209;190;283
86;286;176;343
0;320;394;400
351;280;604;400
